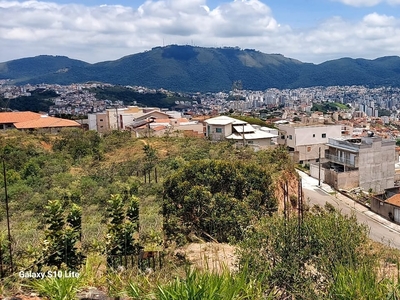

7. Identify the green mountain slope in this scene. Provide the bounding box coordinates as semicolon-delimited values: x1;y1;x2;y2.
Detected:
2;46;400;92
0;55;89;83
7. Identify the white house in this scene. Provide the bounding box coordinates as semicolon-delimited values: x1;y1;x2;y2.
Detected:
278;123;342;164
204;116;277;149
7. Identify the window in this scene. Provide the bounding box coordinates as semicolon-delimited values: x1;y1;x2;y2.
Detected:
281;135;285;139
288;135;293;140
322;133;326;138
247;141;254;144
307;146;311;152
312;134;315;137
215;128;222;133
99;119;103;121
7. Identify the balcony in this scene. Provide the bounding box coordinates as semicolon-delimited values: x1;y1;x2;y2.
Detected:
327;138;360;153
325;154;358;168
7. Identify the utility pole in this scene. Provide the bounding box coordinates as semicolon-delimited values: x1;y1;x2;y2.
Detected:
115;106;120;131
2;157;13;273
0;236;3;278
242;123;245;147
318;147;321;187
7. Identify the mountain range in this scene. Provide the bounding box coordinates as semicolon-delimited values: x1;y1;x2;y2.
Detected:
1;45;400;92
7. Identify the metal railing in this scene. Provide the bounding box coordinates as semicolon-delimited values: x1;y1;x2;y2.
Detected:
326;154;358;167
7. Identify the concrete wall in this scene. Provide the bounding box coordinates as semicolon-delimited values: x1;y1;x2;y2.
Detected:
96;113;109;133
310;163;325;181
246;138;273;149
175;123;204;134
278;124;342;148
296;144;328;162
294;125;342;146
324;169;359;190
358;139;396;193
106;109;118;130
87;113;108;132
370;197;400;225
88;114;97;131
206;123;232;140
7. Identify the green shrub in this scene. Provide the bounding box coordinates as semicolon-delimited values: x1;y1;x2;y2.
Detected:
29;276;82;300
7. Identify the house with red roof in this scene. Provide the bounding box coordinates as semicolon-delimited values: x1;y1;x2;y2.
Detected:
0;111;81;133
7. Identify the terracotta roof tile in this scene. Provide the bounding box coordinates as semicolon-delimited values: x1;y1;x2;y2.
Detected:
0;112;42;123
386;194;400;207
14;116;80;129
153;119;171;123
0;111;80;129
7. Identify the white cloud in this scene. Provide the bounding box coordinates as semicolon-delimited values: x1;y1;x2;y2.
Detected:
363;12;397;27
0;0;400;64
332;0;382;6
332;0;400;6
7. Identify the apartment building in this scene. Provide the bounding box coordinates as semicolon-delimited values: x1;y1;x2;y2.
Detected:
278;123;342;164
321;136;396;193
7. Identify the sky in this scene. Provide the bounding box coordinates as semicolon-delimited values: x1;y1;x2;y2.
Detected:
1;0;400;64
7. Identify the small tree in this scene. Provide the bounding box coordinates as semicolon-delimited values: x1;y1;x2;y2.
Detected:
105;194;140;268
143;144;158;183
39;200;84;271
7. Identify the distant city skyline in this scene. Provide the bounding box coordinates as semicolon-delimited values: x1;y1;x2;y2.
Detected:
1;0;400;64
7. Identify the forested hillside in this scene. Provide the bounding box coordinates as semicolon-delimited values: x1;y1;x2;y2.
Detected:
0;130;399;299
3;46;400;92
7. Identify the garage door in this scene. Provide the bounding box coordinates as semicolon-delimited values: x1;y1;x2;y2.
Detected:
394;208;400;224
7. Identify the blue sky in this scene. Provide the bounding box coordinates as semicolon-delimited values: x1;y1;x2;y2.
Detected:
1;0;400;64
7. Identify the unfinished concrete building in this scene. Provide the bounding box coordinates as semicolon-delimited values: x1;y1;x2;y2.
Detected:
322;136;396;193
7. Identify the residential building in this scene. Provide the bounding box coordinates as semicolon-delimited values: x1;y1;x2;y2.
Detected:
370;193;400;225
88;112;109;133
204;116;277;149
0;111;81;133
277;123;342;164
321;136;396;193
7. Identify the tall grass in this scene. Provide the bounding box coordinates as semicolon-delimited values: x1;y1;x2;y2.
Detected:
154;266;267;300
29;276;82;300
329;263;390;300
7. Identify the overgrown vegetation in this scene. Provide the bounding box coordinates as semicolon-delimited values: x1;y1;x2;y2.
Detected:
311;102;349;113
163;159;276;244
0;129;399;298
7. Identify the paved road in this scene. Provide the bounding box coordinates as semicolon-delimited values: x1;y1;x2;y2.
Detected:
298;171;400;249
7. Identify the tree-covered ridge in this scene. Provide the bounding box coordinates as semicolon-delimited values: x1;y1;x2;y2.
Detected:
3;45;400;92
89;86;193;108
